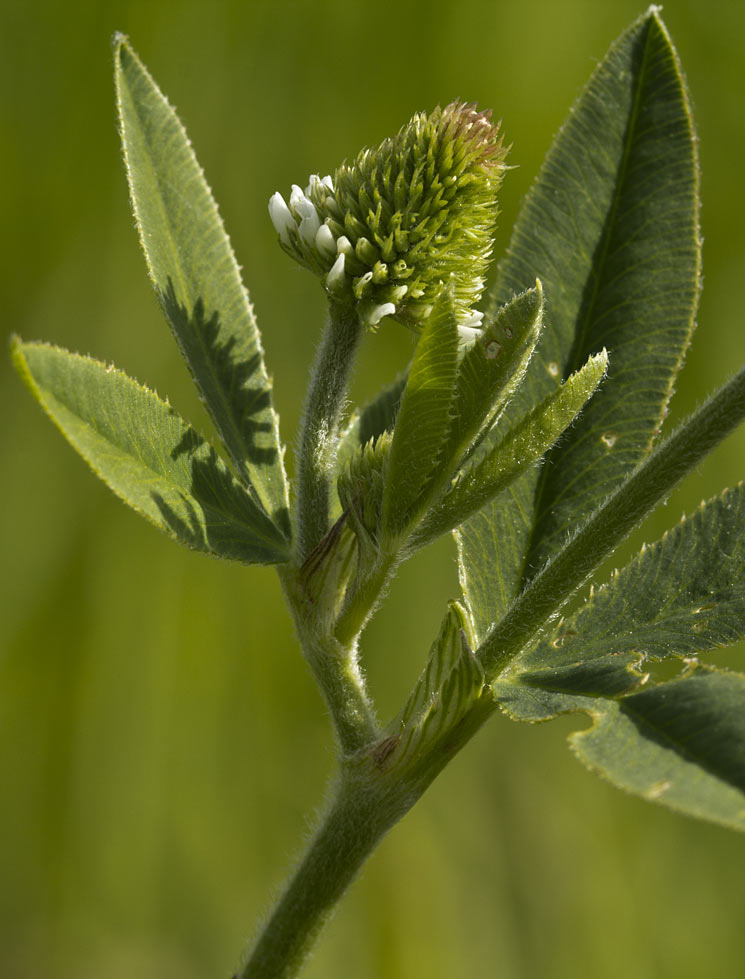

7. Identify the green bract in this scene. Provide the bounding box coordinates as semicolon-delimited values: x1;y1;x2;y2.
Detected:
269;101;507;331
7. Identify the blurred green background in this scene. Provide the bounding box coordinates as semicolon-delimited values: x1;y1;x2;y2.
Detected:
3;1;745;976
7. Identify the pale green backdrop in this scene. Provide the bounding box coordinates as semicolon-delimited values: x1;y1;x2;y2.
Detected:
3;1;745;977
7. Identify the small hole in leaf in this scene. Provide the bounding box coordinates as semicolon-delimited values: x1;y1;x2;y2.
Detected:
547;361;560;377
485;340;501;359
601;431;618;448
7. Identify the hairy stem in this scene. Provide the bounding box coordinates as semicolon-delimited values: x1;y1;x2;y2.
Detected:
237;766;412;979
298;627;380;753
282;300;377;752
296;301;363;562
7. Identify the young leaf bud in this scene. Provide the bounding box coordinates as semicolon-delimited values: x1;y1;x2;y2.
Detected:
269;102;508;331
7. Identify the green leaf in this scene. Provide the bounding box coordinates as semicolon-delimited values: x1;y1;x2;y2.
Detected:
353;374;408;451
491;655;645;723
337;431;392;547
458;9;699;639
517;484;745;676
476;366;745;682
12;339;290;565
378;602;484;773
492;665;745;832
445;284;543;466
516;653;646;699
113;35;290;536
572;667;745;832
415;350;607;549
381;287;459;537
335;373;406;495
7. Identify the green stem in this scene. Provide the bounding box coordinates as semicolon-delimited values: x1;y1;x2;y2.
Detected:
285;299;377;753
278;564;380;755
296;301;363;562
479;365;745;678
334;550;398;647
237;767;412;979
299;629;380;753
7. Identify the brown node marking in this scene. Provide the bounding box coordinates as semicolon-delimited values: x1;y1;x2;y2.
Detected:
371;734;401;768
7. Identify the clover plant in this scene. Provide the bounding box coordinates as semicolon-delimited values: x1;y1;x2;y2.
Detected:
12;8;745;978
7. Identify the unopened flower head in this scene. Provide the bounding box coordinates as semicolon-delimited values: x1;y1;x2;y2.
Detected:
269;102;508;333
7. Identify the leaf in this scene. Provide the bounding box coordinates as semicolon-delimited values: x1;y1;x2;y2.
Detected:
572;667;745;832
517;653;647;698
517;484;745;676
12;339;290;565
354;373;408;450
377;602;484;773
337;431;392;546
113;36;290;535
381;287;459;537
335;373;406;491
458;9;700;639
486;481;745;832
475;367;745;682
491;655;645;723
492;665;745;832
445;284;543;466
415;350;607;548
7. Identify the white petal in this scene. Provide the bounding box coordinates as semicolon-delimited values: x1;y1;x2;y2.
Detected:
336;235;354;257
315;223;337;260
298;208;321;249
367;302;396;326
459;309;484;329
305;173;323;196
293;194;317;222
326;253;346;293
268;192;295;246
457;324;483;345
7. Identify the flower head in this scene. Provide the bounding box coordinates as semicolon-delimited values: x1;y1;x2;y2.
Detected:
269;102;508;333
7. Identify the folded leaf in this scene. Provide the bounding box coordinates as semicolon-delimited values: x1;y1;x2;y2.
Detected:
381;288;459;537
458;9;699;639
378;602;484;773
12;339;290;565
414;350;607;549
335;373;406;484
114;36;290;535
517;653;646;698
491;655;645;723
445;284;543;466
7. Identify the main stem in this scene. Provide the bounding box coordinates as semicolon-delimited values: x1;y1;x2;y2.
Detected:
237;769;410;979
